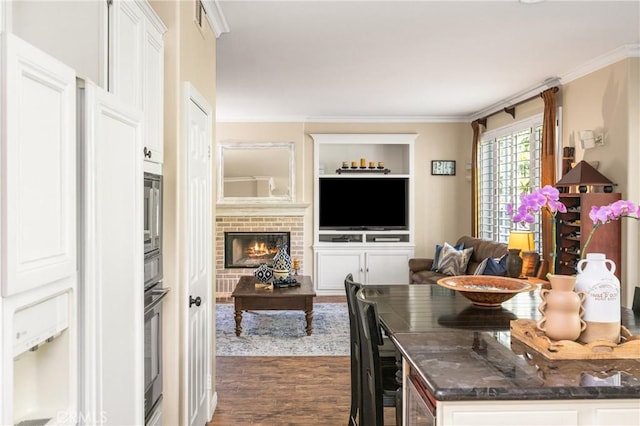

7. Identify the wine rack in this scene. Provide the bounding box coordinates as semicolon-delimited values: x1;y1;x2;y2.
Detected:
555;192;622;278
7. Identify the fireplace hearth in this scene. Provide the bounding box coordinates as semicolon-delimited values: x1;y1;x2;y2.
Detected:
224;231;290;268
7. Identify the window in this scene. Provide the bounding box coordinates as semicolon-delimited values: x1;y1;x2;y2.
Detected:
478;114;543;251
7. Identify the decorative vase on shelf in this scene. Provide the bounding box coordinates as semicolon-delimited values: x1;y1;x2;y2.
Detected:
575;253;621;343
537;275;586;341
506;248;523;278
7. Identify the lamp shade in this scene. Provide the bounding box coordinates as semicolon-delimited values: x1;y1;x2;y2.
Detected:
508;231;535;252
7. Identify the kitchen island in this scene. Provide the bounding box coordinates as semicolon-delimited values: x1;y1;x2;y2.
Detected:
361;284;640;425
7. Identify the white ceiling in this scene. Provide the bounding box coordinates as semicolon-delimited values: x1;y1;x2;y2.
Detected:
215;0;640;122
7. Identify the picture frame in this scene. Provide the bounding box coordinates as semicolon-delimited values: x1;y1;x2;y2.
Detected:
431;160;456;176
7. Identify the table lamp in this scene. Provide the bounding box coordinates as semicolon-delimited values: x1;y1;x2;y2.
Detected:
507;231;535;278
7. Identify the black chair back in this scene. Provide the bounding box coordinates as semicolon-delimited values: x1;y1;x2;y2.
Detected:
345;274;362;426
356;290;385;426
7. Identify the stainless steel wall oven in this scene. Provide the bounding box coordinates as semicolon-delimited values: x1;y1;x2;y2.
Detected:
144;283;168;422
143;172;167;424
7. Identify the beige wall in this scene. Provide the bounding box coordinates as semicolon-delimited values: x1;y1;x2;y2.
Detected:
561;58;639;307
217;58;639;308
150;1;217;424
482;58;638;307
216;121;473;274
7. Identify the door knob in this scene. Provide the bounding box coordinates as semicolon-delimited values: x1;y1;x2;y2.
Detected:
143;147;152;158
189;295;201;307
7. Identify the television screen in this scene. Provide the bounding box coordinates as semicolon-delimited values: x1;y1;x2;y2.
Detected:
319;177;408;230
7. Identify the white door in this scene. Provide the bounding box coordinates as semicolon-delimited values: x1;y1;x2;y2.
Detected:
182;83;212;426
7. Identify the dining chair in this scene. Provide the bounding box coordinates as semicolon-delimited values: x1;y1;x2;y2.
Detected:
345;274;399;425
355;285;402;426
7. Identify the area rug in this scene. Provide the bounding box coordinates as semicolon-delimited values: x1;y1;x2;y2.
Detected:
215;303;350;356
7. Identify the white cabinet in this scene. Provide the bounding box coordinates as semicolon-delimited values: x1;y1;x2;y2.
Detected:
366;249;413;284
79;80;144;426
109;0;166;172
316;250;364;293
403;360;640;426
109;0;144;110
315;248;413;293
1;33;77;298
435;399;640;426
142;19;165;166
311;134;416;295
1;32;78;426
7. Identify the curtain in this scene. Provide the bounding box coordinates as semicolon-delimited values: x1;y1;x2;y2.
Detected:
540;87;559;273
470;120;481;237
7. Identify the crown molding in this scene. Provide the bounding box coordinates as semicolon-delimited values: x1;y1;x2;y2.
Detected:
560;43;640;84
138;0;167;33
216;114;467;123
468;77;561;122
202;0;229;38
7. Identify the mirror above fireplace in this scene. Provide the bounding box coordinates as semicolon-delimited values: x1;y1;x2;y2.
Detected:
218;142;295;203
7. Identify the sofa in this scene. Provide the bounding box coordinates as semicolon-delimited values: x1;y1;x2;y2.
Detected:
409;235;508;284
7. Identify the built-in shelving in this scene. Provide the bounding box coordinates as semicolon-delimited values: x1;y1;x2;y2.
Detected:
555;192;621;278
310;134;417;294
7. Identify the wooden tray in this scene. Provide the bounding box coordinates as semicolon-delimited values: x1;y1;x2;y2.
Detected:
510;319;640;360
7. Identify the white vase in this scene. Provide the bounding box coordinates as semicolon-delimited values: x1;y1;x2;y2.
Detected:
575;253;621;343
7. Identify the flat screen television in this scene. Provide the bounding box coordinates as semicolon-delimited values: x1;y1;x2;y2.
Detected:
319;177;408;230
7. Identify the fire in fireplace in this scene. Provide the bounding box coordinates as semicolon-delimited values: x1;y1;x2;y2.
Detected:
224;232;290;268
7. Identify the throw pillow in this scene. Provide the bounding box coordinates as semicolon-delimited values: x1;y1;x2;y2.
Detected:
436;242;474;276
482;255;508;276
474;257;489;275
431;242;465;271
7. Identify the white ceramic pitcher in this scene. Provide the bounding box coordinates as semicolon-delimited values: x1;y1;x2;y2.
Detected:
575;253;621;343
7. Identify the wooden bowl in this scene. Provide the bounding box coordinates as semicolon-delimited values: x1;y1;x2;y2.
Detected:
436;275;536;307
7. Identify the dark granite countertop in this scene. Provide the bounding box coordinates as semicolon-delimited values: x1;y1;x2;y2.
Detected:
362;284;640;401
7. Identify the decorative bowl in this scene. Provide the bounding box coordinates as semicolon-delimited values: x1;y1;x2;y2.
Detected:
436;275;536;307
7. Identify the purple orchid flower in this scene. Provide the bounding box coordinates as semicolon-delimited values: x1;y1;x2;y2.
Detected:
583;199;639;259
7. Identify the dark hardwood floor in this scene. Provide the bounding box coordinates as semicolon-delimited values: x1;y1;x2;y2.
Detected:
208;296;397;425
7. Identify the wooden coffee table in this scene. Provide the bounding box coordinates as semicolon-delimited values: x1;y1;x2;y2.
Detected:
231;275;317;336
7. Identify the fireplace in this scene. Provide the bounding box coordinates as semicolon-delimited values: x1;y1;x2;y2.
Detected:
224;232;290;268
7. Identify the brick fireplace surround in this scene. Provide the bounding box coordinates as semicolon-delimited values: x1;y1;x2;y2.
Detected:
215;215;304;297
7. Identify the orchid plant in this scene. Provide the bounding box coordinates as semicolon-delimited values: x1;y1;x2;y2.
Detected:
506;185;567;274
582;200;640;259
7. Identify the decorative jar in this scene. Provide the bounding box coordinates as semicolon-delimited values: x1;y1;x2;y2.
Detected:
575;253;621;343
253;263;273;283
537;275;586;341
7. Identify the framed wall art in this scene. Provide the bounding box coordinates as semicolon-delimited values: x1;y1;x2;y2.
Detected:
431;160;456;176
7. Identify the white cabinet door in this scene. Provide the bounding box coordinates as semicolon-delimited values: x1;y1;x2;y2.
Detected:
1;33;76;298
80;81;144;426
366;249;413;285
316;250;364;292
142;22;164;165
109;0;165;170
108;0;144;110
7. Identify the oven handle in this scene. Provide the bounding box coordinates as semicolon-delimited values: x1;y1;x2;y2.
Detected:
145;287;170;314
